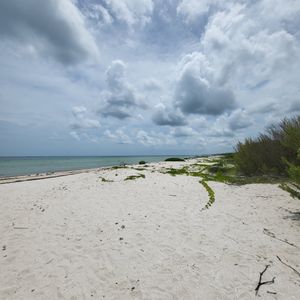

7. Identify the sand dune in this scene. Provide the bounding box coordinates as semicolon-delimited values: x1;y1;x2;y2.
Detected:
0;161;299;299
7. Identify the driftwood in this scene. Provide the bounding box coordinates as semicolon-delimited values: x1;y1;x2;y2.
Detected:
13;226;29;229
277;255;300;277
255;265;275;296
263;228;297;248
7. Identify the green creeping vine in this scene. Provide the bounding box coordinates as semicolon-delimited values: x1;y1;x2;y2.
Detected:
200;180;215;209
124;174;145;181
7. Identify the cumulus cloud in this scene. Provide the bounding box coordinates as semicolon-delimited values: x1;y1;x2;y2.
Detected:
0;0;99;65
136;130;176;146
152;103;187;126
2;0;300;155
142;78;163;91
81;3;113;26
175;52;236;115
104;128;132;144
200;2;299;88
100;0;154;27
170;126;198;138
70;106;100;130
228;109;252;130
100;60;146;119
177;0;210;23
248;102;278;114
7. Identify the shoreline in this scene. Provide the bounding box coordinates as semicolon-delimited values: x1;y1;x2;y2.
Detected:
0;156;200;184
0;156;190;183
0;167;110;184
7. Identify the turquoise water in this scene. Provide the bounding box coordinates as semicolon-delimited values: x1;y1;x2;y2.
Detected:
0;156;188;177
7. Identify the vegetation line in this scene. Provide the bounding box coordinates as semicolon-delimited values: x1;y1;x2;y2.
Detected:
200;180;215;209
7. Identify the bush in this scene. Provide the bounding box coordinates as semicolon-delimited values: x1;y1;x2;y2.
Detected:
165;157;185;162
139;161;146;165
286;148;300;184
235;115;300;176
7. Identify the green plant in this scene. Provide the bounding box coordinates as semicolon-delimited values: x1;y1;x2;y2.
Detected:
100;177;113;182
112;165;127;170
280;183;300;200
124;174;145;181
139;161;146;165
165;157;185;162
165;167;189;176
235;115;300;176
200;180;215;208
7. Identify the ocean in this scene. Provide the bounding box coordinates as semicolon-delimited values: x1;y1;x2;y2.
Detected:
0;156;188;177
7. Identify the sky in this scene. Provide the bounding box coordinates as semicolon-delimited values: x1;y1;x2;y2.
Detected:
0;0;299;156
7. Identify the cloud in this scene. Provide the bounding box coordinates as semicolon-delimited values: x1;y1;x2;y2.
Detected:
200;2;299;88
142;78;163;91
248;102;278;114
152;103;187;126
100;60;146;119
175;52;236;115
170;126;198;137
70;106;100;130
0;0;99;64
177;0;210;23
136;130;176;146
1;0;300;155
70;130;80;141
81;3;113;26
228;109;252;130
289;101;300;112
97;0;154;27
104;128;132;144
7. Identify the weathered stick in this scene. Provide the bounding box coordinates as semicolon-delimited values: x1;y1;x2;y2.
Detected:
255;265;275;296
277;255;300;277
263;228;297;248
13;226;29;229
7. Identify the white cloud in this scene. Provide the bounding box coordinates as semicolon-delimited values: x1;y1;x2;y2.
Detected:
0;0;99;65
71;106;100;130
103;0;154;27
152;103;187;126
70;130;80;141
175;52;236;115
177;0;210;23
170;126;198;137
228;109;253;130
100;60;146;119
104;128;132;144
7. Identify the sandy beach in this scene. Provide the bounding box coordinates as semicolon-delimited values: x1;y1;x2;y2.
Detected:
0;159;299;299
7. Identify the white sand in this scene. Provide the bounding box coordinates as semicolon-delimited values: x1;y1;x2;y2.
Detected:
0;161;299;299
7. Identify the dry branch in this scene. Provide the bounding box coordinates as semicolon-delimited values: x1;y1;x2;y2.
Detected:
277;255;300;277
255;265;275;296
263;228;298;248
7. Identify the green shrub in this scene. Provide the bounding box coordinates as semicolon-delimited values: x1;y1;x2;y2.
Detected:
286;148;300;184
139;160;146;165
235;115;300;176
165;157;185;162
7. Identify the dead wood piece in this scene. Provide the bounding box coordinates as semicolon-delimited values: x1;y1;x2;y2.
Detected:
263;228;297;248
277;256;300;277
13;226;29;229
255;265;275;296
